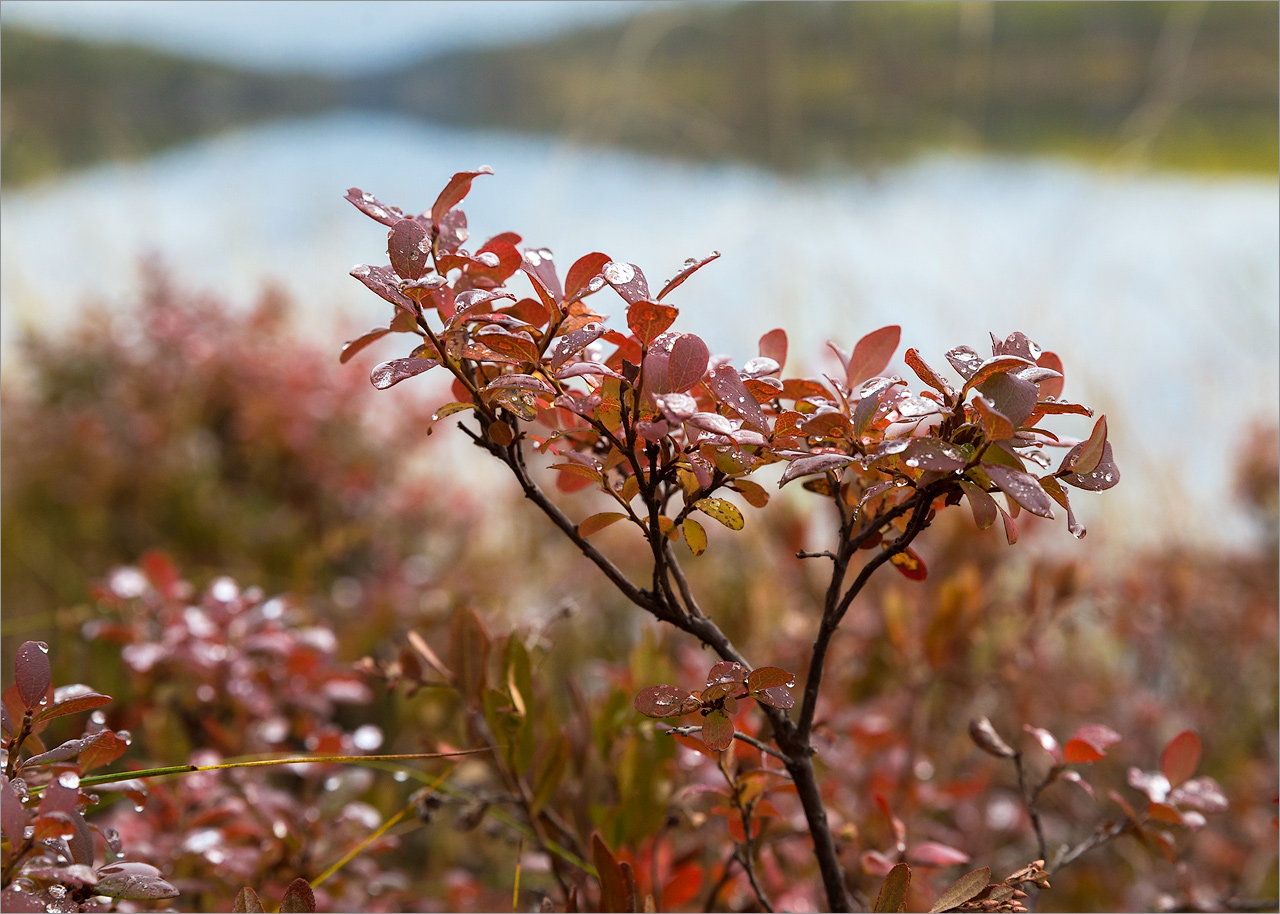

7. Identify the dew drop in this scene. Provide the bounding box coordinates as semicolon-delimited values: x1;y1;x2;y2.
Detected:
393;770;409;782
35;641;49;654
58;771;80;789
602;261;635;285
272;821;288;839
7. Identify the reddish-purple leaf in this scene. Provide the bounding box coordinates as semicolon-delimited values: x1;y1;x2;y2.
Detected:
437;208;468;252
847;325;901;388
95;861;180;900
387;219;431;280
344;187;403;226
1036;351;1065;399
755;685;795;709
350;263;414;312
1024;725;1063;764
706;662;748;688
1070;415;1108;475
1064;724;1122;764
701;710;734;751
1040;475;1086;538
484;374;554;396
959;479;998;530
978;372;1038;426
946;346;983;380
340;328;392;364
656;251;720;301
709;364;767;432
665;333;711;393
522;248;562;302
602;261;650;304
233;887;267;914
431;166;493;227
627;300;679;345
592;832;630;914
778;453;856;488
962;356;1035;393
371;357;439;390
909;842;970;868
1161;730;1201;787
1;776;26;842
280;878;316;914
758;328;788;369
15;641;50;710
902;438;966;472
1059;441;1120;491
1168;776;1228;812
634;685;695;718
982;463;1055;518
550;323;606;369
565;252;611;302
973;395;1014;441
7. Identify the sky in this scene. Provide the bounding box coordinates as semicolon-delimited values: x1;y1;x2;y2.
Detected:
0;0;658;74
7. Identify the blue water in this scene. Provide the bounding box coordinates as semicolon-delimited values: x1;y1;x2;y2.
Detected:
3;113;1277;549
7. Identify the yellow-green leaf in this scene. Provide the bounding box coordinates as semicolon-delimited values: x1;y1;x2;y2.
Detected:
682;518;707;555
694;497;744;530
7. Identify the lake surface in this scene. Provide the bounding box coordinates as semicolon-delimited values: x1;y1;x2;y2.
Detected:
3;113;1277;550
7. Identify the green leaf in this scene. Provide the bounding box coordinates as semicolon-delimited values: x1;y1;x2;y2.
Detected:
873;863;911;913
694;497;744;530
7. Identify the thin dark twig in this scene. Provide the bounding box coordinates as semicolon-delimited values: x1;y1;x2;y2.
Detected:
1014;752;1049;863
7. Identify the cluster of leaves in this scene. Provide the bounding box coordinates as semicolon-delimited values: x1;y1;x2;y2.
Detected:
633;661;794;752
344;168;1116;581
2;639;178;912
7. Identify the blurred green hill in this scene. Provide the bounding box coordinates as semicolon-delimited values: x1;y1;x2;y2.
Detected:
3;1;1276;186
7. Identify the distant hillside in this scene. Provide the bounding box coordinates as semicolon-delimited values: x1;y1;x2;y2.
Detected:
3;2;1276;187
0;28;341;185
358;0;1278;175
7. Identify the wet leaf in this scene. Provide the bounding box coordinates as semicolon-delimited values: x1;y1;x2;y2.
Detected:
485;374;555;396
1168;776;1228;812
281;877;317;913
371;357;439;390
682;518;707;556
755;685;795;709
1063;724;1122;764
945;346;983;380
873;862;911;913
778;453;855;488
973;395;1014;441
344;187;403;226
969;718;1016;758
78;729;129;771
709;365;767;432
15;641;51;710
1;777;26;842
701;710;734;751
1040;475;1085;538
233;887;266;913
1036;351;1065;399
910;842;970;867
1024;725;1063;765
982;463;1054;518
95;862;180;900
905;348;957;398
729;479;769;508
847;325;901;388
657;251;720;301
929;867;991;913
634;685;695;718
476;330;540;366
978;372;1038;426
350;263;414;312
1161;730;1201;787
902;438;966;472
1070;415;1108;475
694;498;744;530
890;547;928;581
959;479;997;530
1059;441;1120;491
431;166;493;226
550;323;607;369
565;252;612;302
578;513;627;537
758;328;788;369
627;300;678;345
388;219;431;279
745;667;794;692
962;355;1034;394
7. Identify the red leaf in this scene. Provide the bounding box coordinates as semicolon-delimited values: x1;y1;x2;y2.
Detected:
982;463;1055;518
961;355;1035;394
340;327;392;364
565;252;611;302
634;685;695;718
387;219;431;279
1036;351;1065;399
890;547;927;581
1161;730;1202;787
665;334;710;393
281;877;316;914
1059;440;1120;491
344;187;404;226
656;251;720;301
371;357;439;390
627;300;679;345
602;261;650;304
973;395;1014;441
847;325;901;388
1063;724;1122;764
15;641;51;710
872;862;911;912
745;667;794;692
701;710;734;751
758;328;788;368
904;348;956;398
431;166;493;227
708;364;767;432
1070;415;1108;475
350;263;414;312
522;247;562;301
578;513;627;538
778;453;856;488
592;832;630;913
